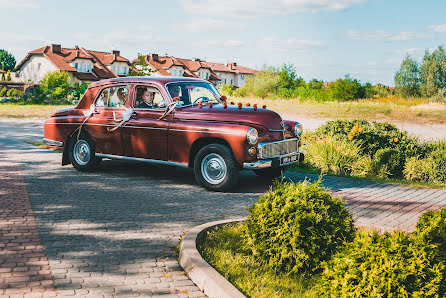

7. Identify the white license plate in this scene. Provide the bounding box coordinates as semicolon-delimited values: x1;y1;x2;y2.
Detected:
281;154;297;165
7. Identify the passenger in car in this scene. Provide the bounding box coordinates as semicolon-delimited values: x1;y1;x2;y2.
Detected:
137;89;157;108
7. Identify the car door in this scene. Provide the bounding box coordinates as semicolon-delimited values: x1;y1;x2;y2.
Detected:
121;84;171;161
87;84;129;156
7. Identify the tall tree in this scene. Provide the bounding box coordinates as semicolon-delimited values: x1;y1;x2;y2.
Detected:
419;46;446;97
394;55;421;97
128;54;155;77
0;49;16;71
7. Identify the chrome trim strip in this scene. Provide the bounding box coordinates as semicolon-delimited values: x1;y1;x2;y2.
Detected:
258;138;298;147
43;138;64;147
243;160;272;170
269;129;285;132
169;128;244;136
95;153;189;168
46;122;243;135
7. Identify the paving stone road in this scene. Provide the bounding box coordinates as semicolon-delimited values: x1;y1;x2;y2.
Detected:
1;118;446;297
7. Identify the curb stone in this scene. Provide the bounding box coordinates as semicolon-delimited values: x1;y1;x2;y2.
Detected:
180;218;247;298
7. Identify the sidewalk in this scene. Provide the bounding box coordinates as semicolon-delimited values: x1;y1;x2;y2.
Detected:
0;144;57;297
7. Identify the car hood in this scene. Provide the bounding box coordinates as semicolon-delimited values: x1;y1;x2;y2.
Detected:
174;103;284;130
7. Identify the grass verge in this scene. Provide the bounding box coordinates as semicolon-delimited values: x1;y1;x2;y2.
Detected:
233;97;446;124
0;103;70;118
288;165;446;190
199;223;320;298
25;141;63;153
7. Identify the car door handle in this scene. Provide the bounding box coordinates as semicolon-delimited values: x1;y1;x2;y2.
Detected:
131;112;138;117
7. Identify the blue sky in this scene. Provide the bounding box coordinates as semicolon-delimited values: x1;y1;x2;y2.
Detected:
2;0;446;85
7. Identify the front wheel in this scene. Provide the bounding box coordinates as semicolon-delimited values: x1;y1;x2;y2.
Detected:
68;132;101;172
254;167;286;179
194;144;240;191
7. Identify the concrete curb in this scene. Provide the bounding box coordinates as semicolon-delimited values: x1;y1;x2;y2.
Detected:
180;218;247;298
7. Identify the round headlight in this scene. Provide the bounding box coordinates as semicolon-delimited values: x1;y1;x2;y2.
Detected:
294;122;303;137
247;128;258;145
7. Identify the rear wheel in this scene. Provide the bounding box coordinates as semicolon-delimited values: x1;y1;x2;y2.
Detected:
68;132;101;172
254;167;286;179
194;144;240;191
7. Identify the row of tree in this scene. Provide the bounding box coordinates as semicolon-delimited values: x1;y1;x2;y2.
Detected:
395;46;446;98
221;64;392;101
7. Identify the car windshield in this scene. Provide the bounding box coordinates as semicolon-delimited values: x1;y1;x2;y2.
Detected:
166;82;221;106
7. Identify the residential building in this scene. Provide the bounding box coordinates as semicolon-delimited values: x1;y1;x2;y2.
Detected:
14;44;131;83
206;62;257;88
138;54;257;88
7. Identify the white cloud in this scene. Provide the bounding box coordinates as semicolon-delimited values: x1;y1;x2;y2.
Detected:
261;37;326;53
428;24;446;33
73;30;172;51
185;18;243;32
0;0;39;8
198;40;246;48
180;0;371;17
346;30;428;41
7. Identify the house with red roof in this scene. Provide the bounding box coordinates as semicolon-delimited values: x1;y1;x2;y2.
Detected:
139;54;257;88
14;44;131;83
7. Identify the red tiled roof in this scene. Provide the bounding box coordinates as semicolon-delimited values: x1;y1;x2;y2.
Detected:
15;45;131;81
207;62;257;75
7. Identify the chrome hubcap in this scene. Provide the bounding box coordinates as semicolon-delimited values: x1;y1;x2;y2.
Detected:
201;153;227;185
73;140;91;166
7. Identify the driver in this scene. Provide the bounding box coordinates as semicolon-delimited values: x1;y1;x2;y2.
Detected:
168;85;181;99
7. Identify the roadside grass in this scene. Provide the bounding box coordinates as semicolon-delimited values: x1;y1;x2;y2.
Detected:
233;97;446;124
288;165;446;190
199;223;320;298
25;141;63;153
0;103;70;118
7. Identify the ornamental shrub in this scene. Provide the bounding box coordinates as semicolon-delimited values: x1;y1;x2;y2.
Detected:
244;180;355;275
373;148;406;178
415;209;446;258
404;148;446;184
0;87;7;97
315;119;422;157
305;135;363;175
318;231;445;297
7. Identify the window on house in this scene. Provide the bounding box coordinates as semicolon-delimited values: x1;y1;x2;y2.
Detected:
241;75;245;80
37;63;41;71
230;79;233;85
84;64;91;73
224;79;227;84
74;63;79;71
206;73;209;79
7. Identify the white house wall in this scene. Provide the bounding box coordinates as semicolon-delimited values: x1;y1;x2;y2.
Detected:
168;66;184;77
18;55;58;83
110;62;129;76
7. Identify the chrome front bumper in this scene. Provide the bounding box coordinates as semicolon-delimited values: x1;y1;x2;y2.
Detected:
43;138;64;147
243;152;305;170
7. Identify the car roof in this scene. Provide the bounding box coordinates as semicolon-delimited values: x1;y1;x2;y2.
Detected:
89;76;208;88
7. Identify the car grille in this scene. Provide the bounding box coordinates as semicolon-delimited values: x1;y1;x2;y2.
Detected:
258;138;298;159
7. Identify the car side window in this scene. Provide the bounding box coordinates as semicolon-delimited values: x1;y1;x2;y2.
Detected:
134;85;166;109
96;86;128;108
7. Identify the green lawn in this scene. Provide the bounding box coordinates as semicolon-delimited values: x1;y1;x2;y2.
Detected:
199;222;321;298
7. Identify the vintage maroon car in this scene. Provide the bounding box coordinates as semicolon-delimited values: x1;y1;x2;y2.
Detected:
43;77;304;191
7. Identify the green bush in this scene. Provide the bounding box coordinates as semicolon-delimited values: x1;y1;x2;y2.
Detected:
416;209;446;257
0;87;7;97
219;84;234;96
328;76;365;101
305;135;363;175
242;70;281;98
40;70;71;101
404;148;446;184
350;155;373;178
315;119;422;157
319;231;445;297
373;148;406;178
6;88;22;98
244;180;355;275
